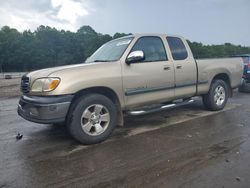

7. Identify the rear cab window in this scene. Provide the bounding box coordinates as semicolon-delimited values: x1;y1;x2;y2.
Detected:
130;36;168;62
166;37;188;60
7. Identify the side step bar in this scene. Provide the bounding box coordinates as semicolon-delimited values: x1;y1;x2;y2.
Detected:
127;99;194;116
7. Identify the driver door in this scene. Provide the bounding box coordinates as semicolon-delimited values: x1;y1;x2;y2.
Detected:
121;36;175;108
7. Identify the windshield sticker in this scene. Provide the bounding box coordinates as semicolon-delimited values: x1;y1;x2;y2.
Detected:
116;40;131;46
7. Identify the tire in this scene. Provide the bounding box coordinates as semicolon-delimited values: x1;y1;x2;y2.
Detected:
202;79;229;111
238;79;245;93
67;94;117;144
238;86;244;93
52;122;66;126
238;79;250;93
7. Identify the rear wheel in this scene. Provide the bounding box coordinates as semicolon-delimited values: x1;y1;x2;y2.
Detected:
203;79;229;111
67;94;117;144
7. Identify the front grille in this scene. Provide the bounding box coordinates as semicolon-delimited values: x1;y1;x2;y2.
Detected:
21;75;30;93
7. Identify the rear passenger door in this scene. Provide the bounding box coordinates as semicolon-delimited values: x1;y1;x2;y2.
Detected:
166;36;197;99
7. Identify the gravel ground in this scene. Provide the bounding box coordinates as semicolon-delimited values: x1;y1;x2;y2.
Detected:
0;78;21;98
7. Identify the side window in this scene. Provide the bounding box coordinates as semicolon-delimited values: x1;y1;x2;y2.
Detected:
167;37;188;60
131;37;167;62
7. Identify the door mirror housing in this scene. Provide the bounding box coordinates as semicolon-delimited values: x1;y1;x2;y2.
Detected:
126;51;145;64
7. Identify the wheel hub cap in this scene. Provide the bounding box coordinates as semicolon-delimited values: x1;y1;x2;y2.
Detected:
214;85;225;106
81;104;110;136
90;113;101;124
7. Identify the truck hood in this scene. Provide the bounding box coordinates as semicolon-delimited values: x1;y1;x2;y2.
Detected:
27;64;88;79
27;62;121;94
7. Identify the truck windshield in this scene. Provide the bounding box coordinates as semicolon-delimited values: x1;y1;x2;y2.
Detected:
85;37;134;63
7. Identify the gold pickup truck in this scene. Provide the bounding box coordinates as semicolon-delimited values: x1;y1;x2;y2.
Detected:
18;34;243;144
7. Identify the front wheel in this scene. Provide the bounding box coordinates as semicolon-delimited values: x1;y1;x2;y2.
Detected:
202;79;229;111
67;94;117;144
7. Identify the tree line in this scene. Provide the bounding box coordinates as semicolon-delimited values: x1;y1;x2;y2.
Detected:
0;25;249;72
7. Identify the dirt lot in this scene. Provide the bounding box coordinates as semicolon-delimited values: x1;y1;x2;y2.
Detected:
0;78;21;98
1;86;250;187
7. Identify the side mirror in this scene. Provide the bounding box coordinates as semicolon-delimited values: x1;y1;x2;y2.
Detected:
126;51;145;64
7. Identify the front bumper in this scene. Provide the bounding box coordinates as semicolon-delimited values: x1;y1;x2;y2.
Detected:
17;95;74;124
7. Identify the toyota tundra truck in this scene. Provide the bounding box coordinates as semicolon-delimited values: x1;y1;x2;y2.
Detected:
18;34;243;144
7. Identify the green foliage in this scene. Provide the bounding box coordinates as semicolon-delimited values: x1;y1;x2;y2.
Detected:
113;32;132;39
0;25;115;72
187;40;250;59
0;25;249;72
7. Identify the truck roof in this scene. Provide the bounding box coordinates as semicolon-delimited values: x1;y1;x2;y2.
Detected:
133;33;182;37
118;33;184;40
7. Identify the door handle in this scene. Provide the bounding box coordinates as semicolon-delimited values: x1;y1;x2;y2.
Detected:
163;66;171;70
176;65;182;69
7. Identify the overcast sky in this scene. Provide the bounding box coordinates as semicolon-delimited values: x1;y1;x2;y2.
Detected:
0;0;249;46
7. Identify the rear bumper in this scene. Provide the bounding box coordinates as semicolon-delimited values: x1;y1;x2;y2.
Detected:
17;95;74;124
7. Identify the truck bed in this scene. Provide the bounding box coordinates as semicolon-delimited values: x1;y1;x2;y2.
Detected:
196;57;243;95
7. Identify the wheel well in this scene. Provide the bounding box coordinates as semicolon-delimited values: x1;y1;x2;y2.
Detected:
213;73;231;87
73;87;120;106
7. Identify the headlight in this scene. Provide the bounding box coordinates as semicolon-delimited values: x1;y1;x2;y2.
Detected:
31;78;60;92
